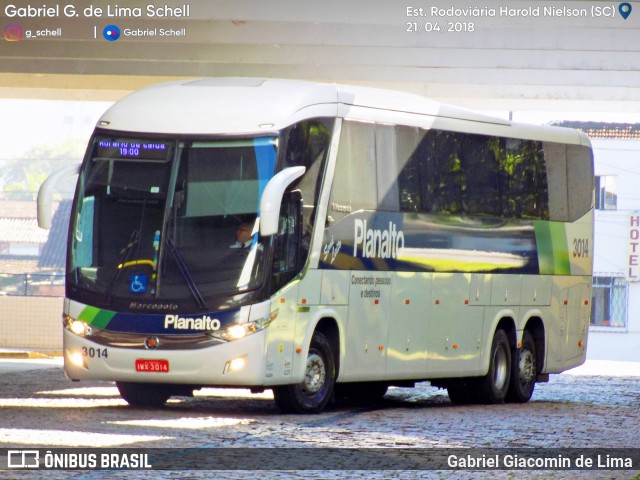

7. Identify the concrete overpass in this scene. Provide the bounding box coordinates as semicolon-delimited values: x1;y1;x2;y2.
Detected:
0;0;639;112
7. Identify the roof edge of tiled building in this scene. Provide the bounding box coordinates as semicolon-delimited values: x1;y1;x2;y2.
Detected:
552;122;640;140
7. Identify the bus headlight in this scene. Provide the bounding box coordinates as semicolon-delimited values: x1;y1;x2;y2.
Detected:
210;311;277;342
227;324;247;340
64;316;94;337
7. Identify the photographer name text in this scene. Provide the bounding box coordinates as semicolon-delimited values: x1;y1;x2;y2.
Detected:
4;3;190;18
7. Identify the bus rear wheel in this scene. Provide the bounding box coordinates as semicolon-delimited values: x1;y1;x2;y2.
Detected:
506;330;537;403
273;331;335;413
475;329;511;404
116;382;171;407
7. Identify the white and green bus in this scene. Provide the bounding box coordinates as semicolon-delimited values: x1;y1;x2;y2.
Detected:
38;78;593;413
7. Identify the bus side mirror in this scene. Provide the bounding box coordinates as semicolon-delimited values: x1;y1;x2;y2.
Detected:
37;164;81;229
259;166;306;236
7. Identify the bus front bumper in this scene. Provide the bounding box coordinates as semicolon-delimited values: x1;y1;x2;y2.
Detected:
62;328;268;387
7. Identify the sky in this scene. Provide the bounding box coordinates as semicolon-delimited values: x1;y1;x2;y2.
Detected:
0;99;112;159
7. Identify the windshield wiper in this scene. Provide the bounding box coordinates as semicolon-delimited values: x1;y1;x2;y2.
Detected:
104;230;140;305
164;238;209;311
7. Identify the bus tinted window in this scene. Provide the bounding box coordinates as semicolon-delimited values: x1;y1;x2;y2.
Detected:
396;126;423;213
283;118;334;235
376;125;401;211
544;143;593;222
397;129;549;220
567;144;594;221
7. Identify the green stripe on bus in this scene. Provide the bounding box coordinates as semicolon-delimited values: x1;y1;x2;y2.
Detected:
535;221;570;275
78;306;116;329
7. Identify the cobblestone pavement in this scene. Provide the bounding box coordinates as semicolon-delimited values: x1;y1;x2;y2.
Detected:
0;359;638;480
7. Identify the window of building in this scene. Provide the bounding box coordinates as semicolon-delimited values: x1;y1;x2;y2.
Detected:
591;275;627;328
595;175;618;210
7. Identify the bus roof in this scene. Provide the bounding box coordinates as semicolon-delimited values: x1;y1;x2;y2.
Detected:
97;77;504;135
97;78;588;146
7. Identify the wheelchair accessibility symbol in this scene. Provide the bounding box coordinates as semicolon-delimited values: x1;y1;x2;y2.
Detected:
129;274;148;294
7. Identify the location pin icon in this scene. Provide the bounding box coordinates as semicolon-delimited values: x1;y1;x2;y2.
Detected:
619;2;632;19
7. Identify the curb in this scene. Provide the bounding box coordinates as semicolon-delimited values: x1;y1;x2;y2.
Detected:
0;351;63;359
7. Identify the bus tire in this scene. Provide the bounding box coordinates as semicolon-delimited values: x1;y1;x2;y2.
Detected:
273;331;335;414
506;330;537;403
116;382;171;407
476;329;511;404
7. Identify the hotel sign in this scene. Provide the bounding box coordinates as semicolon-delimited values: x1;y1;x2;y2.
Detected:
629;214;640;281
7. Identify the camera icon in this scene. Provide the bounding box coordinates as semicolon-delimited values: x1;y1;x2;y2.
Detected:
4;24;23;42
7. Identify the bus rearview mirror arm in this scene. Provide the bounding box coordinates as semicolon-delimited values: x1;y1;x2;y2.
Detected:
37;164;81;229
260;166;306;236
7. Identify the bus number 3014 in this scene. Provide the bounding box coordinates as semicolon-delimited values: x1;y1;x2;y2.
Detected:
82;347;108;358
572;238;589;258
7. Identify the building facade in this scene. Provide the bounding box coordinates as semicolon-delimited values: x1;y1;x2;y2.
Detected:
559;123;640;362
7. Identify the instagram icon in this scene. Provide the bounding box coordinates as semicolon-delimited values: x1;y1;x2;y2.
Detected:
4;24;23;42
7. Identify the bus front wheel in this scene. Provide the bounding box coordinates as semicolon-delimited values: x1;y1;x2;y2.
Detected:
273;331;335;414
116;382;171;407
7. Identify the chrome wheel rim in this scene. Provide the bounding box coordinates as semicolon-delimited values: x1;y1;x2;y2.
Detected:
518;349;536;386
302;352;325;395
494;347;508;391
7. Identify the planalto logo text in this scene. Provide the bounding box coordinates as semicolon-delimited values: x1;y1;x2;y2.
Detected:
353;219;405;259
164;315;221;331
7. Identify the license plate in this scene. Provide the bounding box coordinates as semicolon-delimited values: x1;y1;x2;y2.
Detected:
135;359;169;373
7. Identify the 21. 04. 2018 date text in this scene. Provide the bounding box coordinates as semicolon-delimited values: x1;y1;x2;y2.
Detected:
406;21;475;33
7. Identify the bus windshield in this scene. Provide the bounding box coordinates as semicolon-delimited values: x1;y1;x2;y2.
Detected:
68;135;278;311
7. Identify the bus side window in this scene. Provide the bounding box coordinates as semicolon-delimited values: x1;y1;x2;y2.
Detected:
329;121;377;222
283;118;333;254
376;125;401;211
567;144;594;220
272;190;303;288
396;126;422;213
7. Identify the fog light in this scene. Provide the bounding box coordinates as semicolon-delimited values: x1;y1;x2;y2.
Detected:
223;356;246;374
230;357;245;370
69;351;85;368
